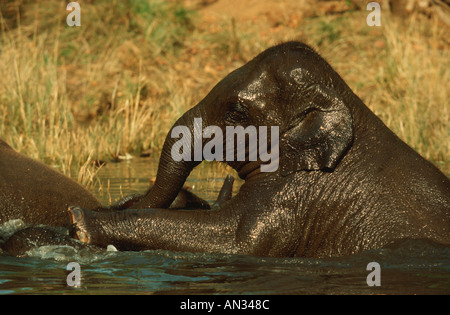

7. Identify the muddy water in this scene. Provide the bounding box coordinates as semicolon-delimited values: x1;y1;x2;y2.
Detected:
0;238;449;295
0;158;449;295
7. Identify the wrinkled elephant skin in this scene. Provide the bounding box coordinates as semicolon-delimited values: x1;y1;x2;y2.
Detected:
0;140;101;227
70;42;450;258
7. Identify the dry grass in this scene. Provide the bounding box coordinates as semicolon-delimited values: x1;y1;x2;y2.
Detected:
0;0;448;193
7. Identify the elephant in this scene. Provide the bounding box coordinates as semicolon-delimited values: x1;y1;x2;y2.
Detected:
1;177;233;257
0;139;102;227
0;139;218;256
69;41;450;258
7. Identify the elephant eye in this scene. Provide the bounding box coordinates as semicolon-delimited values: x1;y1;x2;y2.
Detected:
225;102;248;122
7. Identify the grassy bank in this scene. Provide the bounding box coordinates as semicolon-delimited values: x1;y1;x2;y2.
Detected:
0;0;448;191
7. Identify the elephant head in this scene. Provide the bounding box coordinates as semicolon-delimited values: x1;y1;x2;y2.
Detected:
135;42;354;209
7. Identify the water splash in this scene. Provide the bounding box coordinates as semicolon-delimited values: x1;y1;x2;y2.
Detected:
0;219;27;241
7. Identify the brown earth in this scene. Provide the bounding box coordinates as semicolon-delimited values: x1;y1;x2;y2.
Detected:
191;0;357;26
185;0;449;26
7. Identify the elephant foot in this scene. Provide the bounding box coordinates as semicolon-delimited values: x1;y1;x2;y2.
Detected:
68;206;92;244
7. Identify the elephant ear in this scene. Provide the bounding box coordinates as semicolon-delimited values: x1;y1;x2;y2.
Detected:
280;84;353;176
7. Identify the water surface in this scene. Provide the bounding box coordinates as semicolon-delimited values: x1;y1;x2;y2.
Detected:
93;157;240;205
0;239;448;295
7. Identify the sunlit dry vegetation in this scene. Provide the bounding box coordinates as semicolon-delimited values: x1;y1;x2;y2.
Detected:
0;0;448;191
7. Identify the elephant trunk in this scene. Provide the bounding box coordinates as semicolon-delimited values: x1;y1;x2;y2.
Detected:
134;106;204;209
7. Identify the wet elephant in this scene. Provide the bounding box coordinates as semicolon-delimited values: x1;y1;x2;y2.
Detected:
1;176;233;257
0;137;215;224
0;137;228;257
0;139;102;227
70;42;450;257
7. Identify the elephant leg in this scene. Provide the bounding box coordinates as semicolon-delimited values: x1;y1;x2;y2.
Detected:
103;193;146;211
101;176;234;212
97;187;212;212
68;206;239;252
212;175;235;209
169;189;210;210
